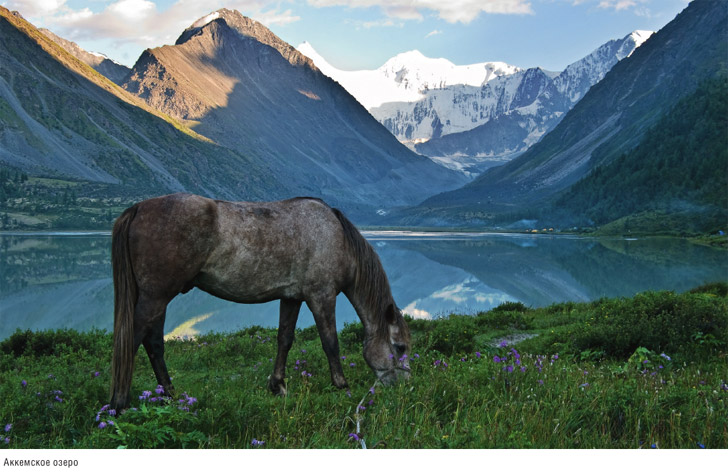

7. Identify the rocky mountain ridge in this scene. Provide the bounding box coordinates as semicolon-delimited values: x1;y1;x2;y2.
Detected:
38;28;131;85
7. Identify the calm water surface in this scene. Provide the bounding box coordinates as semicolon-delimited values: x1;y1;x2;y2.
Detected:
1;232;726;340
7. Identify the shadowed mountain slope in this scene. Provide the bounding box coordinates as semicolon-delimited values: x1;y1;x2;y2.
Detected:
0;7;285;201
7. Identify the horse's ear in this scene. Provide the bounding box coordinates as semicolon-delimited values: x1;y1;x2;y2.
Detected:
386;303;397;324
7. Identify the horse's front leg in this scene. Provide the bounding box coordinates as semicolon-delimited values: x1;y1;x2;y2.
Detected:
308;294;348;390
268;299;302;396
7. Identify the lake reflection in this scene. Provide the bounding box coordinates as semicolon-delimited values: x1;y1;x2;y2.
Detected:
1;232;726;340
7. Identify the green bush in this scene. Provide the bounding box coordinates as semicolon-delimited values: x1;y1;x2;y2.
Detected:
338;322;365;351
570;290;728;358
492;301;529;313
0;329;109;358
427;316;480;355
689;282;728;297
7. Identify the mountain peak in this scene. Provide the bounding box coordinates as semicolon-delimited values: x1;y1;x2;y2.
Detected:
381;50;455;72
176;8;315;69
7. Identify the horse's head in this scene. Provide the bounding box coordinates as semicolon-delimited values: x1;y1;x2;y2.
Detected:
364;303;411;385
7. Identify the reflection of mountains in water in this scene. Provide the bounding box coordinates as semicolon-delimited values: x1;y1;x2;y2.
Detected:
1;234;726;340
391;235;728;307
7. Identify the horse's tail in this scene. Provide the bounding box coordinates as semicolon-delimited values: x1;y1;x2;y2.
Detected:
110;205;138;409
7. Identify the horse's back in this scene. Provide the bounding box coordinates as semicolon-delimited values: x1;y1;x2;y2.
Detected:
195;196;353;303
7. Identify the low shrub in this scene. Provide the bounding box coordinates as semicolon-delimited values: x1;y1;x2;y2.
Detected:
570;290;727;358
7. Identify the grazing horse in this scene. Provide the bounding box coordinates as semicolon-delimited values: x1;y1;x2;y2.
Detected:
110;193;410;410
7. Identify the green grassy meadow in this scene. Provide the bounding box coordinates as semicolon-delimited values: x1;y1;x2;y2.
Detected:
0;285;726;449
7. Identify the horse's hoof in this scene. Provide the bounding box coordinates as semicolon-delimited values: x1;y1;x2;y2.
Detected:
268;377;287;396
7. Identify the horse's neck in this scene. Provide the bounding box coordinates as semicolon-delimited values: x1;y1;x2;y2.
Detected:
345;281;391;337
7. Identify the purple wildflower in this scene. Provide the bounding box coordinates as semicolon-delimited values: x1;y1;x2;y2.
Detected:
341;356;346;360
389;354;394;360
54;395;63;403
98;421;107;429
348;433;360;441
475;352;482;358
499;340;508;348
108;409;116;417
3;437;9;444
720;382;728;392
413;353;420;359
251;438;265;447
460;358;466;362
368;399;374;406
358;405;367;411
697;442;705;449
538;379;544;385
301;349;307;354
21;380;27;388
580;383;590;388
520;366;527;372
505;365;514;373
346;390;352;398
301;371;312;377
155;385;165;395
660;353;671;361
4;424;11;433
493;355;502;363
93;371;100;378
369;387;375;395
349;363;356;367
399;354;409;362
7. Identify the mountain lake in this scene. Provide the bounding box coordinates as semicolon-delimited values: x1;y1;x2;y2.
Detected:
1;231;726;341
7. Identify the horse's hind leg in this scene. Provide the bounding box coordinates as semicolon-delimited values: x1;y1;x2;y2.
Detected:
135;294;175;398
143;316;175;398
269;299;302;396
308;294;348;390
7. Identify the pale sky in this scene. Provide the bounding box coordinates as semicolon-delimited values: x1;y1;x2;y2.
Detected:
2;0;690;71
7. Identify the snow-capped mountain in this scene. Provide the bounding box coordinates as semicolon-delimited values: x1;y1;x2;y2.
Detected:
298;31;652;175
296;42;520;110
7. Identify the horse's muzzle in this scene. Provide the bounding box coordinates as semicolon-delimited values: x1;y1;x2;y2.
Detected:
375;366;411;385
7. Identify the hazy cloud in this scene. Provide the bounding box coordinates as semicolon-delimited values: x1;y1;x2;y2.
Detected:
2;0;67;16
425;29;442;38
306;0;534;23
3;0;302;51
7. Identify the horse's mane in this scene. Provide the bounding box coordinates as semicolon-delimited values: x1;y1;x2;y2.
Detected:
331;208;394;335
